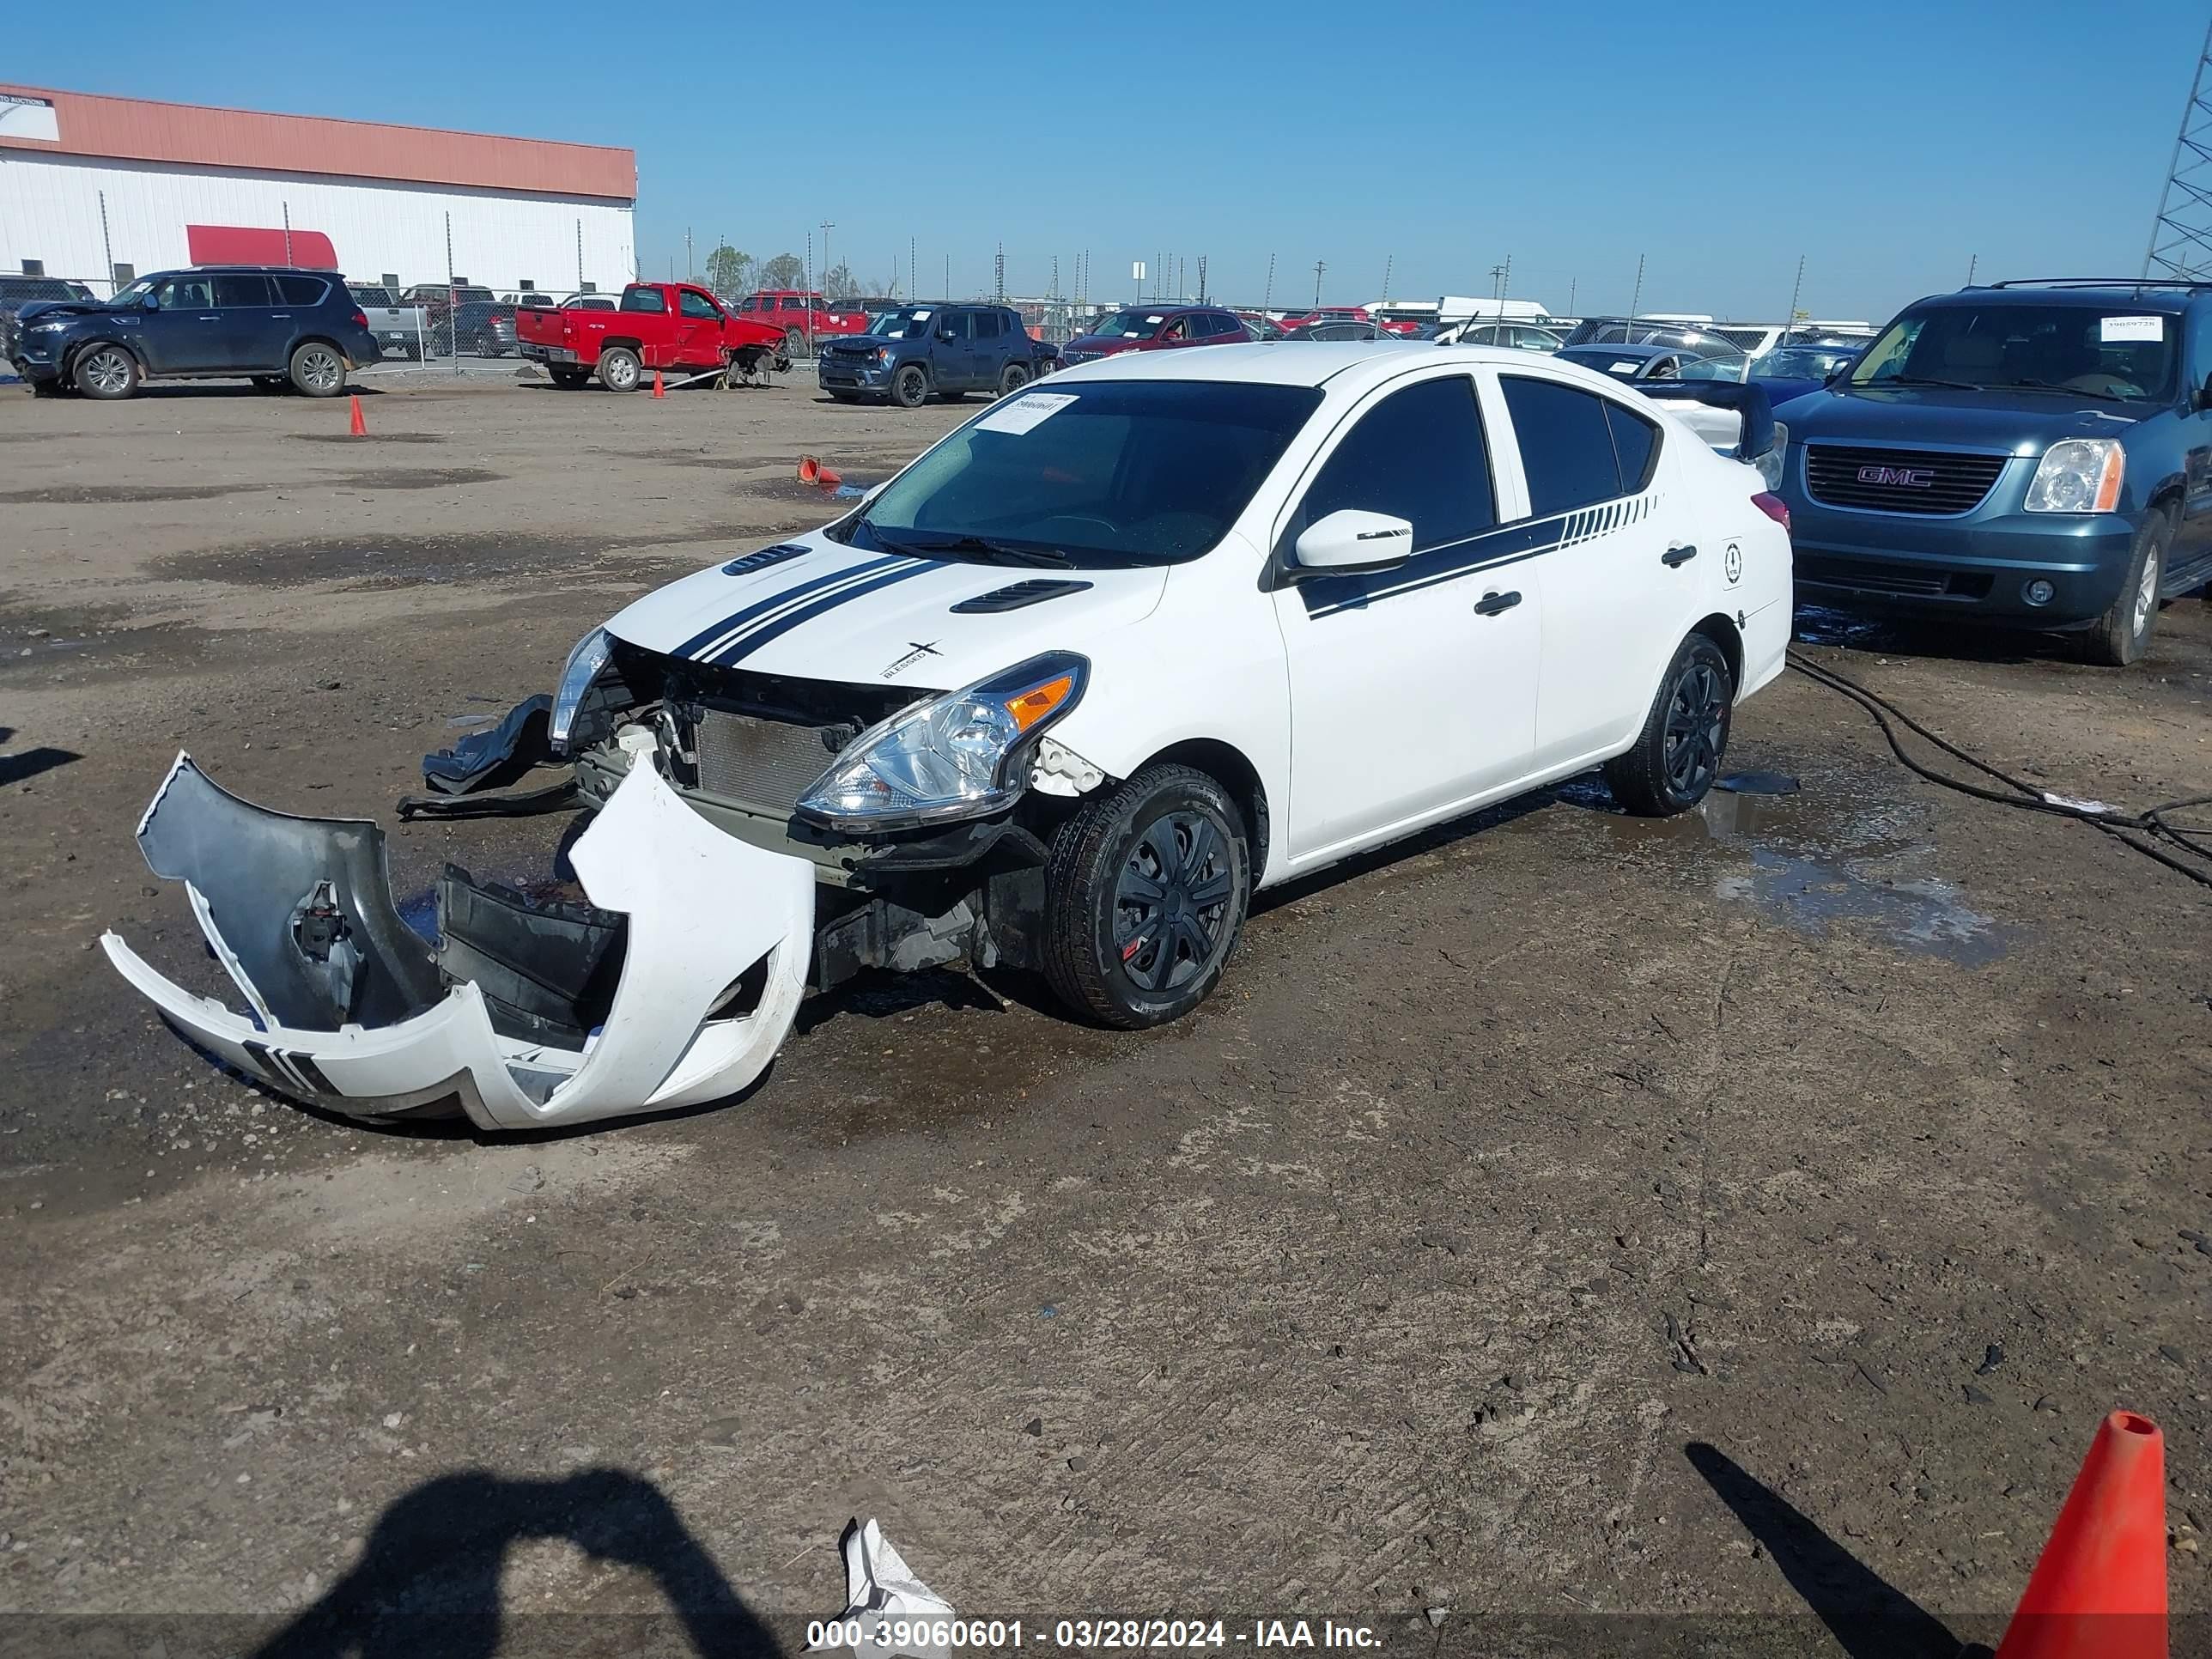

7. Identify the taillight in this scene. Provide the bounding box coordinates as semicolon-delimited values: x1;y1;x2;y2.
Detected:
1753;491;1790;532
351;311;367;328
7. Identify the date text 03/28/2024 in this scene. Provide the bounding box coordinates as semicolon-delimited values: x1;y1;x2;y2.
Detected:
803;1617;1382;1649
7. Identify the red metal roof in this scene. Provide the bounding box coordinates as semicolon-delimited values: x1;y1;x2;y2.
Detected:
0;84;635;202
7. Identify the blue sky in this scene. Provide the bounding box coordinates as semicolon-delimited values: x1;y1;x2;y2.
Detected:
9;0;2210;319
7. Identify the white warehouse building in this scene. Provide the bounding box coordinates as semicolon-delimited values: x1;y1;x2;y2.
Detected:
0;83;635;298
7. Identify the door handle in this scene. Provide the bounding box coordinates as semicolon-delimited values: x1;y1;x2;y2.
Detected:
198;314;221;322
1662;543;1698;567
1474;589;1522;617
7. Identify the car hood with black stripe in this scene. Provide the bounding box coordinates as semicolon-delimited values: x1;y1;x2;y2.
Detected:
603;532;1170;689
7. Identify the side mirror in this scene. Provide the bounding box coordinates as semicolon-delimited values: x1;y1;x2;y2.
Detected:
936;323;956;340
2196;374;2212;412
1293;509;1413;574
141;292;160;311
1825;362;1853;385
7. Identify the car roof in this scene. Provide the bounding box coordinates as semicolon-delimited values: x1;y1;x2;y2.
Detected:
1049;338;1589;390
1944;283;2200;310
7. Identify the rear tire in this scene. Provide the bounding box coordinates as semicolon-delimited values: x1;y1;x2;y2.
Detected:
1601;633;1735;817
1042;763;1251;1030
998;362;1031;398
891;363;929;409
2079;513;2166;667
598;346;642;392
289;342;346;397
74;343;139;400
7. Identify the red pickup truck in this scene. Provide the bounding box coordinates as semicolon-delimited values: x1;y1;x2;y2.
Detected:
515;282;785;391
732;289;873;356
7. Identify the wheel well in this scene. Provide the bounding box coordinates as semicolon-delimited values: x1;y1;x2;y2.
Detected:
1136;738;1271;874
64;337;143;376
2149;485;2184;531
1690;611;1743;690
600;337;644;357
290;334;346;359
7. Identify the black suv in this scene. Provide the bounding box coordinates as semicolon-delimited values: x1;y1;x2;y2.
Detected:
9;266;382;400
817;303;1054;407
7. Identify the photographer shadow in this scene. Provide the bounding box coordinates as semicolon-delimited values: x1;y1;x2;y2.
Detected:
252;1467;786;1659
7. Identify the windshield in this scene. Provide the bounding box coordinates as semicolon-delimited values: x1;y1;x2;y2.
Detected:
836;380;1324;568
1557;347;1648;376
107;276;157;306
1752;345;1856;380
1849;302;2178;400
1088;310;1168;339
866;306;935;338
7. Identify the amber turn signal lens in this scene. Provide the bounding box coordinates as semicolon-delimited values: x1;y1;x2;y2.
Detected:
1003;674;1076;732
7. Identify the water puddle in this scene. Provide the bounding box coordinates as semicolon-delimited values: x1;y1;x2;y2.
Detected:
1561;766;2014;966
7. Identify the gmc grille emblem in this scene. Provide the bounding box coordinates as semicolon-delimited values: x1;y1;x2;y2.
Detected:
1857;464;1936;489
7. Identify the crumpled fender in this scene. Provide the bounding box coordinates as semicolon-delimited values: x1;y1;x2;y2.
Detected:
101;752;813;1131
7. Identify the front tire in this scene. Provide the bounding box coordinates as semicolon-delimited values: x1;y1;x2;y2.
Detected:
1602;633;1735;817
1042;764;1251;1030
2080;513;2166;667
598;346;642;392
890;363;929;409
74;344;139;400
289;342;346;397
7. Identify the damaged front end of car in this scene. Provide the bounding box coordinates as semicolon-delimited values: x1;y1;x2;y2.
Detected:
102;749;813;1131
542;632;1104;998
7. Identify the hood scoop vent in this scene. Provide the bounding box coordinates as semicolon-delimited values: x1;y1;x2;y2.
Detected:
720;543;809;577
950;578;1094;614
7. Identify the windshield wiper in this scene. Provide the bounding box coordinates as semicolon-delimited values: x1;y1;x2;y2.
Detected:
2006;379;2134;404
877;532;1072;568
1856;374;1980;392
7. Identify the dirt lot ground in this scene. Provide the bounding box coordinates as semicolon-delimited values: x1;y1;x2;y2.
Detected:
1;371;2209;1657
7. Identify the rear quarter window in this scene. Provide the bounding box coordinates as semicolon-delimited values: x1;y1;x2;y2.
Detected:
277;274;329;305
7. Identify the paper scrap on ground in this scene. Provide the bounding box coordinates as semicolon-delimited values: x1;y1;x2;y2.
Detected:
810;1516;957;1658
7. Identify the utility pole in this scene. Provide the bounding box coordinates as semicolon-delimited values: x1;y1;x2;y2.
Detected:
1197;255;1208;303
2144;12;2212;279
1312;258;1326;307
1381;253;1393;310
1966;252;1978;286
685;227;693;283
1628;252;1646;321
1567;276;1577;315
1488;260;1509;313
1263;252;1276;317
944;253;950;297
1786;253;1806;324
910;235;917;299
819;221;836;300
995;241;1005;302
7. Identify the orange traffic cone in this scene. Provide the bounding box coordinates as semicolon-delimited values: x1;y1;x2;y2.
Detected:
348;394;367;436
796;456;842;489
652;369;665;398
1994;1410;2167;1659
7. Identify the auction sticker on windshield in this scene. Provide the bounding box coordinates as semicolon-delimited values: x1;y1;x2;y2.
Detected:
2102;315;2164;342
975;391;1079;436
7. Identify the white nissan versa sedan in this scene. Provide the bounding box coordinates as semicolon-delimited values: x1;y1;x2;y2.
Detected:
105;343;1792;1131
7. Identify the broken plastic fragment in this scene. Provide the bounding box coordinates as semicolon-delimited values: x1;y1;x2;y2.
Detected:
103;752;813;1130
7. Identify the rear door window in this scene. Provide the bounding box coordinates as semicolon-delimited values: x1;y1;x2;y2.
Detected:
210;274;273;307
973;309;1003;339
1501;375;1653;515
1291;375;1497;554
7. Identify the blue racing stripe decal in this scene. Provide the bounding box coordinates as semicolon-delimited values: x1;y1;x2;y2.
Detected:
709;560;945;665
675;556;910;660
1301;514;1567;617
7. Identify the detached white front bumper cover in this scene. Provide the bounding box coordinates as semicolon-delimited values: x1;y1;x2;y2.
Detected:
101;753;813;1132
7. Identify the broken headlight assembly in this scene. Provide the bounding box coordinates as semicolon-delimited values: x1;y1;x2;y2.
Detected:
795;652;1088;832
550;627;614;755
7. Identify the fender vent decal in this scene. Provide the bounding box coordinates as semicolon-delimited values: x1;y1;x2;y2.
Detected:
949;579;1095;614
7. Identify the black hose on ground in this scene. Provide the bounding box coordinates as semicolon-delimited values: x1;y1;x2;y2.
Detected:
1784;647;2212;890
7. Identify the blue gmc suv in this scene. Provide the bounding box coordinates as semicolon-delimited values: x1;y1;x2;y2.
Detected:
1778;280;2212;665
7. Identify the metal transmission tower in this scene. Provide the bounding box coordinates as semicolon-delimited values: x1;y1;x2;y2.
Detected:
2144;14;2212;280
